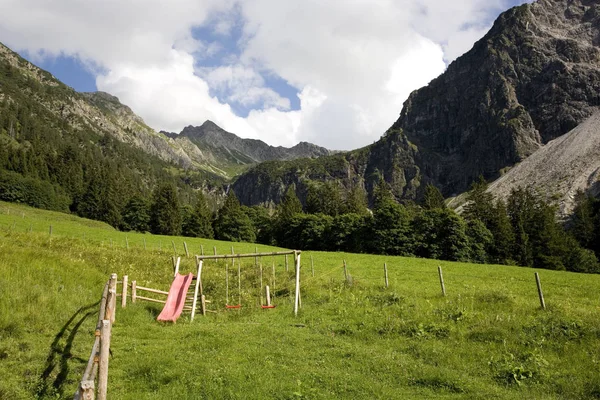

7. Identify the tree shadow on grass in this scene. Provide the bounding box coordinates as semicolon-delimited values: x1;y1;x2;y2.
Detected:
35;301;99;399
145;304;162;318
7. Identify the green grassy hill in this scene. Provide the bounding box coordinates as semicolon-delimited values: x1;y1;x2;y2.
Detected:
1;201;599;399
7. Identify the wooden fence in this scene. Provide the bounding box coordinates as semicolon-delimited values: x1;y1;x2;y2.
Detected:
74;273;118;400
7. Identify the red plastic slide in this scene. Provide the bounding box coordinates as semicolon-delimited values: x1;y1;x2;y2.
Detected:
157;273;194;322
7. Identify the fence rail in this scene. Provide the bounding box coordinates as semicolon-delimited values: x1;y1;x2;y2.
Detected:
74;273;117;400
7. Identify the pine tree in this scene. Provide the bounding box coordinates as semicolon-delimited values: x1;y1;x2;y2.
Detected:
466;219;493;263
305;184;322;214
278;185;303;222
150;183;182;236
344;184;368;214
368;196;414;256
422;184;446;210
372;179;394;209
274;185;304;245
243;205;273;244
507;187;569;270
487;200;515;264
182;191;214;238
77;168;104;221
214;190;255;242
464;176;495;222
412;208;471;261
571;192;599;251
320;181;343;216
122;195;151;232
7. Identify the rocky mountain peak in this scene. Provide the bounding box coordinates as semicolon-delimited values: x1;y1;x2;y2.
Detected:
394;0;600;196
200;120;220;130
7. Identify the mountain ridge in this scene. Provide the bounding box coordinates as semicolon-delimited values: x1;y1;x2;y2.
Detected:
232;0;600;209
0;42;332;180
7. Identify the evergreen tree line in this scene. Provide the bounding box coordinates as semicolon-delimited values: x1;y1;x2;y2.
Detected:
141;178;598;274
0;85;219;228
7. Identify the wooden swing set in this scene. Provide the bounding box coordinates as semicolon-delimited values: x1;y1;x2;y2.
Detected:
195;250;302;316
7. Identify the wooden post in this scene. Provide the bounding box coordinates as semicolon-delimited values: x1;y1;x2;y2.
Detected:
226;262;229;305
184;241;189;257
126;236;129;250
255;247;258;268
191;259;203;321
110;274;117;323
49;225;52;236
266;285;271;307
285;254;289;272
121;275;128;308
272;261;276;302
213;246;217;255
172;241;177;255
535;272;546;310
438;266;446;296
231;246;234;255
77;379;95;400
196;257;204;296
294;252;301;316
131;281;137;303
159;240;162;252
343;260;348;282
173;257;181;278
29;223;32;233
237;258;241;306
259;263;264;305
384;263;389;288
201;295;206;316
143;238;146;250
311;255;314;277
105;274;117;323
97;320;111;400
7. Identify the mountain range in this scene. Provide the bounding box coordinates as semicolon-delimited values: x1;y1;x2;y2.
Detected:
162;122;331;177
1;0;599;216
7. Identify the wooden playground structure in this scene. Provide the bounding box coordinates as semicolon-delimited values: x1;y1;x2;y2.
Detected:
124;249;303;321
74;249;303;399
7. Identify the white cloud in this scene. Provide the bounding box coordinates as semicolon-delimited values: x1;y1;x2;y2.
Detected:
0;0;525;150
201;64;291;109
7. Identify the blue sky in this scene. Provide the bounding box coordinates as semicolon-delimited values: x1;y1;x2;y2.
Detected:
4;0;530;149
21;52;98;92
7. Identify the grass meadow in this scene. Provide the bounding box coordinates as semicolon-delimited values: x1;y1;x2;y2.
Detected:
1;201;600;399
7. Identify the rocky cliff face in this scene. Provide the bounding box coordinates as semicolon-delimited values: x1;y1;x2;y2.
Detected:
232;129;421;207
233;0;600;207
395;0;600;195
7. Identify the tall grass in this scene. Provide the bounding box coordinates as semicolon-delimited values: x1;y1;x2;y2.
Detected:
1;201;600;399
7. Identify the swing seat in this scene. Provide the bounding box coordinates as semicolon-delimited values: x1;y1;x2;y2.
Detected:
226;304;242;309
261;305;276;309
